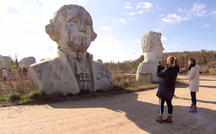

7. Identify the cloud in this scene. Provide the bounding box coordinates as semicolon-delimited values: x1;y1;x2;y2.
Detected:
191;2;207;16
136;2;153;10
162;2;212;24
178;2;207;17
94;34;120;46
161;36;167;41
125;2;154;16
119;18;126;24
210;10;216;15
127;18;135;21
0;1;43;28
161;13;183;23
154;28;162;32
100;26;112;32
201;23;211;28
6;5;19;14
124;2;133;9
137;10;143;14
126;12;137;16
88;34;125;62
134;39;141;44
112;18;126;24
136;2;153;14
208;10;216;18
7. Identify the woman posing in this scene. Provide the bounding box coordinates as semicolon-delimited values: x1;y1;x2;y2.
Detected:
156;56;180;123
186;58;200;113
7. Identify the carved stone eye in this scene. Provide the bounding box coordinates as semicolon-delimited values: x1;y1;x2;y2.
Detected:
71;18;80;24
73;20;77;23
86;20;91;26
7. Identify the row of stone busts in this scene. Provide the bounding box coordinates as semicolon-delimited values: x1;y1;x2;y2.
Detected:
29;4;164;95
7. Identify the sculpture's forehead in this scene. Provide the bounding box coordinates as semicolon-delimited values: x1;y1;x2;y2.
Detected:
66;8;92;22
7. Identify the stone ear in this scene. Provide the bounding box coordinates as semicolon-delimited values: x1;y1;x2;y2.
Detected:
91;31;97;41
45;24;59;42
158;33;162;38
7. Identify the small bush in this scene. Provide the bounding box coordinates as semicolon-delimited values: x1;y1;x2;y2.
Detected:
7;92;22;102
28;90;44;100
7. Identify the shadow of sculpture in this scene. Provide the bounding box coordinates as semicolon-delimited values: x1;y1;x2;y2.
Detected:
50;92;216;134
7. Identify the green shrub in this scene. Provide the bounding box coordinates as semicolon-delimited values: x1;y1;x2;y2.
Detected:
7;92;22;102
28;90;44;100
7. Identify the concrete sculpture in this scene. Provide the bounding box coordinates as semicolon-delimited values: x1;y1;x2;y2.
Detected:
29;5;113;95
0;55;12;69
136;31;164;83
19;57;36;68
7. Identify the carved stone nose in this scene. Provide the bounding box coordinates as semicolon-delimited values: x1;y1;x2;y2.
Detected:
79;23;86;33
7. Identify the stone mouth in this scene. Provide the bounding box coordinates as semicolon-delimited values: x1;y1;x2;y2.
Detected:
67;42;90;52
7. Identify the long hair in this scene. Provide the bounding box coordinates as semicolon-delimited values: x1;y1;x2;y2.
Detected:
188;58;196;71
168;56;178;67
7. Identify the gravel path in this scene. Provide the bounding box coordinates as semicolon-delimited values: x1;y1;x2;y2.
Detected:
0;75;216;134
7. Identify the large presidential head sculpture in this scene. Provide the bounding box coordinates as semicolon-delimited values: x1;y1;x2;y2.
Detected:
45;5;97;52
29;5;113;95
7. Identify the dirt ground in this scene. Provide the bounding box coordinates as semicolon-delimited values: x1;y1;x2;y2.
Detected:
0;75;216;134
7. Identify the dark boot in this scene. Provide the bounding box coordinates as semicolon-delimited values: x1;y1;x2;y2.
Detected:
189;105;197;113
156;115;163;123
189;104;193;110
163;115;172;123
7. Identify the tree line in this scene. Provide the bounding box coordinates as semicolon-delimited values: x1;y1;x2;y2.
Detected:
104;50;216;75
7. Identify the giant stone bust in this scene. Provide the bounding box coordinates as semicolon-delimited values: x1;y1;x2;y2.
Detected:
29;5;113;95
136;31;164;83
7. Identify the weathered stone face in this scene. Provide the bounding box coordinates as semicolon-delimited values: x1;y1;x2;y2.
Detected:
29;5;113;95
136;31;164;83
45;5;97;52
141;31;164;53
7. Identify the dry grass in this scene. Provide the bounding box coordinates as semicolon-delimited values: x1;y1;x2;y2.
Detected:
111;71;158;90
209;68;216;75
0;77;33;96
111;71;136;88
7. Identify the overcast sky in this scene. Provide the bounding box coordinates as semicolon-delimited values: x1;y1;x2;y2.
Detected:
0;0;216;62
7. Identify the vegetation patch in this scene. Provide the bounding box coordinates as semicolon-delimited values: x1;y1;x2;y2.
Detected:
28;90;45;100
7;92;22;103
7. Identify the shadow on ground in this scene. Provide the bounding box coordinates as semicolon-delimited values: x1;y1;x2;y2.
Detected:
199;85;216;88
174;95;216;104
199;78;216;82
177;77;216;82
176;80;216;89
50;92;216;134
176;81;188;88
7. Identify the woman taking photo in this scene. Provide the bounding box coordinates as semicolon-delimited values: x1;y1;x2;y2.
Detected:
186;58;200;113
156;56;180;123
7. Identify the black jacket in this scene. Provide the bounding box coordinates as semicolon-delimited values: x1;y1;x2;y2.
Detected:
156;65;180;100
